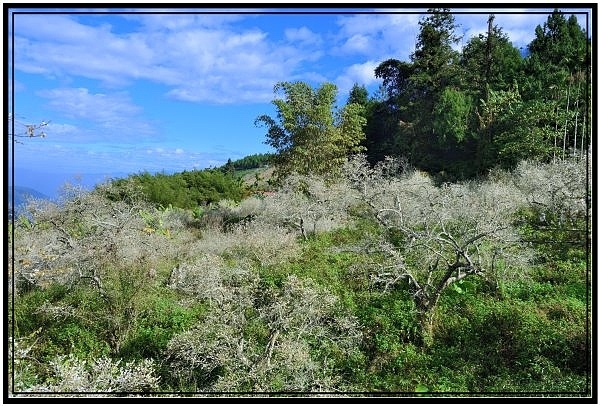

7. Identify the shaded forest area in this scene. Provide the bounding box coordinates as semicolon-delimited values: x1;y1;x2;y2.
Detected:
358;10;589;182
7;9;592;398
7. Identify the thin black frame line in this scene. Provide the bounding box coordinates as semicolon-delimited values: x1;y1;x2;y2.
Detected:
9;7;16;401
6;6;595;399
584;5;595;399
3;3;596;9
6;10;596;15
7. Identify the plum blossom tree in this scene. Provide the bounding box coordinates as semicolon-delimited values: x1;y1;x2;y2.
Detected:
8;114;49;144
343;155;531;344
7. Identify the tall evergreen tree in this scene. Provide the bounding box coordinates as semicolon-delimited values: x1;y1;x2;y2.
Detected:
461;15;523;98
460;15;524;171
368;9;589;177
410;9;465;174
528;11;588;73
411;8;462;97
521;9;590;161
371;9;467;177
347;83;369;106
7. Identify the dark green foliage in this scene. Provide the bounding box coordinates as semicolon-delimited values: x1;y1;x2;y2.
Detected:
369;10;477;178
515;205;589;263
219;153;274;172
494;99;560;166
111;168;247;209
433;294;588;392
527;10;589;74
13;283;71;337
461;15;523;96
347;83;369;106
368;9;590;179
360;96;403;165
432;87;473;143
13;283;111;369
411;8;462;94
375;59;415;101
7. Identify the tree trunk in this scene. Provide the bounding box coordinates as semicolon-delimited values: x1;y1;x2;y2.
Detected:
415;292;442;347
416;304;437;348
553;105;558;163
485;15;494;88
299;217;307;241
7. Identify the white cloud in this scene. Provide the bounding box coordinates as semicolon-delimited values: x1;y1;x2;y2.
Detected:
127;13;247;30
338;34;373;54
285;26;322;45
14;14;106;44
12;12;417;106
154;26;315;103
335;60;379;97
37;87;156;139
45;122;79;135
13;13;321;104
13;9;587;109
38;88;138;119
15;139;230;175
333;13;420;60
336;13;418;37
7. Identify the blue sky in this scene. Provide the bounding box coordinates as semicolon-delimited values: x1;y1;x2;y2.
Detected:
7;6;592;197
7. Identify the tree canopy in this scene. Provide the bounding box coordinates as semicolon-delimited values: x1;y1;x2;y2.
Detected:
256;81;366;179
361;9;590;180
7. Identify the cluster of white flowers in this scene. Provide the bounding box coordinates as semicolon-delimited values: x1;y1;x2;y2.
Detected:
21;355;159;394
165;274;361;392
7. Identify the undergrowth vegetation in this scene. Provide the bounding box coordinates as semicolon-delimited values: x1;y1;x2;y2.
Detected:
8;154;590;397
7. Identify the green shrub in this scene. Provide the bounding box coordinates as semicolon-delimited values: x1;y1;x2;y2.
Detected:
119;293;206;360
433;295;589;392
47;321;110;360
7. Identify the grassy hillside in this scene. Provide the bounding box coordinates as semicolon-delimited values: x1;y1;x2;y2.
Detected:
8;154;591;398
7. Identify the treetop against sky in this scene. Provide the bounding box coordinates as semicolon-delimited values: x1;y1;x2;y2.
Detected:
7;7;592;188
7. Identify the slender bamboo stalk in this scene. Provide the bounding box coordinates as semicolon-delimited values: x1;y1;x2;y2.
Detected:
581;113;587;159
563;83;570;160
553;105;558;163
573;75;581;157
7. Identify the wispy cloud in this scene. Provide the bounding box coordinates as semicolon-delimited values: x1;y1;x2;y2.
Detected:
44;122;79;135
15;140;231;175
13;13;326;104
333;13;421;61
12;9;588;110
285;26;323;46
37;87;157;140
127;13;248;30
14;11;423;107
14;14;155;86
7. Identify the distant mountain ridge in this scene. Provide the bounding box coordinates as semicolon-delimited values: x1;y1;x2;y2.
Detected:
8;186;49;215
